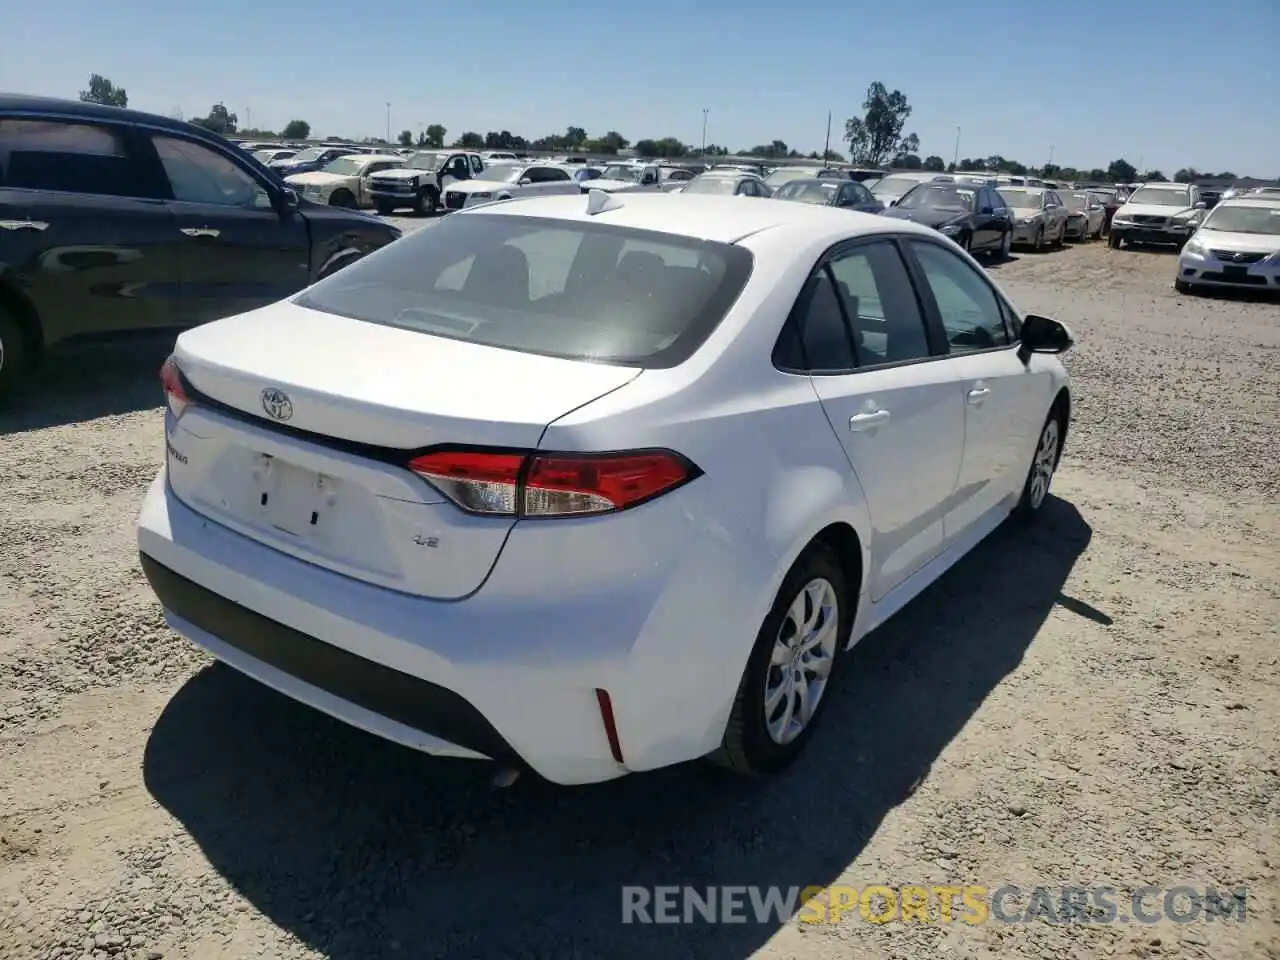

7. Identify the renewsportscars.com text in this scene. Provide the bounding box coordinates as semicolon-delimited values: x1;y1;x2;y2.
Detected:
621;884;1249;925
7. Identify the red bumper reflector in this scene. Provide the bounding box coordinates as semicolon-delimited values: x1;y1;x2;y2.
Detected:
595;688;625;765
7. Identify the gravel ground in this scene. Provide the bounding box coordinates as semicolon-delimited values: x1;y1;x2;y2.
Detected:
0;236;1277;960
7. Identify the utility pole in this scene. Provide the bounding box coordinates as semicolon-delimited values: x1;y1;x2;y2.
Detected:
1047;144;1055;171
385;102;391;144
245;107;251;131
823;111;832;165
952;126;961;170
701;108;708;156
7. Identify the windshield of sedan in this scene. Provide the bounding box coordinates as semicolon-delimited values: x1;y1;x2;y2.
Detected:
1200;205;1280;234
765;169;813;187
289;148;324;163
407;152;444;170
998;188;1045;209
475;165;525;182
681;176;742;195
870;175;931;198
774;181;837;204
321;157;366;176
294;214;753;368
1127;186;1192;207
600;164;643;182
1061;193;1090;211
897;184;975;213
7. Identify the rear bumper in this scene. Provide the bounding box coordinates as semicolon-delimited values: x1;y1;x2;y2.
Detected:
137;470;773;785
140;553;517;763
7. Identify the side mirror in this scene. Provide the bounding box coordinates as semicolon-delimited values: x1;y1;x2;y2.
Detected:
1194;201;1207;210
1020;314;1074;356
278;187;300;212
518;178;532;186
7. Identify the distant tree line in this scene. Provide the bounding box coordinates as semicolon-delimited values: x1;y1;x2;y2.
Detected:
75;74;1265;181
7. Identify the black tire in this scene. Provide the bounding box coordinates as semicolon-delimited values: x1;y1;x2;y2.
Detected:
1013;404;1065;522
1108;231;1123;249
1174;279;1194;294
996;227;1012;260
1033;226;1045;252
329;190;356;209
956;231;971;253
0;305;29;398
374;201;395;216
711;540;853;777
416;187;438;216
1052;222;1065;247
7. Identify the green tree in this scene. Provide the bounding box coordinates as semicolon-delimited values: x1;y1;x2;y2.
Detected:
281;119;310;139
843;82;918;167
1107;158;1138;182
190;104;238;135
1143;170;1167;182
564;126;588;148
423;124;446;148
79;74;128;107
397;129;413;146
454;131;483;148
890;153;922;169
923;155;946;171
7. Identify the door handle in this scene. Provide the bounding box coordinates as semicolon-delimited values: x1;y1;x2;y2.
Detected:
180;226;221;239
0;220;49;231
967;387;991;405
849;409;891;431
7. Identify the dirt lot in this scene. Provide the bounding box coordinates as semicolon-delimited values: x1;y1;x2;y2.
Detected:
1;239;1277;960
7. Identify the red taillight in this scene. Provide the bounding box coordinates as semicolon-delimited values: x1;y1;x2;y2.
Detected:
408;448;697;519
159;356;191;418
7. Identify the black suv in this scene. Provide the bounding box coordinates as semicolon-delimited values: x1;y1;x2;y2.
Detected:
0;94;401;394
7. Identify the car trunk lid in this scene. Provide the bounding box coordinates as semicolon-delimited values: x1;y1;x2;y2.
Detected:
165;301;640;598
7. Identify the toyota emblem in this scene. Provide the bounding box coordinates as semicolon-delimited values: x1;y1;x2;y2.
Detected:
261;387;294;421
1232;252;1246;262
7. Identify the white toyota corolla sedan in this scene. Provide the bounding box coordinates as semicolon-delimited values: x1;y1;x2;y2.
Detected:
137;190;1074;786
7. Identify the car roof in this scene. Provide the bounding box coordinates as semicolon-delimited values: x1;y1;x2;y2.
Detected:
0;91;233;143
1216;195;1280;209
462;192;937;245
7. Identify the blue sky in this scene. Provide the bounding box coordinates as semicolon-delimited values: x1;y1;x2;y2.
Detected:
5;0;1276;176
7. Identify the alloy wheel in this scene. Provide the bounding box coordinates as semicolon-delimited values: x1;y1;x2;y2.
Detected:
763;578;839;745
1028;418;1060;509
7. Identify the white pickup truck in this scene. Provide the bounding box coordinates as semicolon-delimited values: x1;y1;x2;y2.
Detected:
586;162;688;194
366;150;486;215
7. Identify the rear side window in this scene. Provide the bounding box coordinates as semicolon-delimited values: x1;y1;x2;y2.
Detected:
0;118;144;198
295;213;753;368
773;270;855;373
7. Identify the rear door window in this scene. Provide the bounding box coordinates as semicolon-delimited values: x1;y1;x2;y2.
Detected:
295;213;754;368
827;241;934;366
0;117;151;198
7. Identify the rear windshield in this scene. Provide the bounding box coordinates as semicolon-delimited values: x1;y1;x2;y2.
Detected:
294;213;754;368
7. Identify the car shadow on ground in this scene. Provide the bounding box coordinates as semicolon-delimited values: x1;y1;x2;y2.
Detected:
1180;286;1279;305
143;496;1093;960
983;252;1020;269
0;334;175;433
